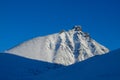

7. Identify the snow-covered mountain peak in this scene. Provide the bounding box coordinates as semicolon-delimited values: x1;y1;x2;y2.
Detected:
6;26;109;65
72;25;82;31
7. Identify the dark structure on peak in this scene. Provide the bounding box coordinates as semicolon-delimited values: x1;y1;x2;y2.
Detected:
73;25;82;31
59;29;65;34
84;32;90;37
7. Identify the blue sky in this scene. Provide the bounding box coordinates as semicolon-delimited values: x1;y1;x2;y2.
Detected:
0;0;120;52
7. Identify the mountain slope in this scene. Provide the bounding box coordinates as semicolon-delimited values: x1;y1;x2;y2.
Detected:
6;26;109;65
34;48;120;80
0;53;63;80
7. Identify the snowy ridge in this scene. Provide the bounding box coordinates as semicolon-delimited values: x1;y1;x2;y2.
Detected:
6;26;109;65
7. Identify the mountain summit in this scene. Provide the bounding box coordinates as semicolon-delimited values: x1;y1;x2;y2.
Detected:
6;25;109;65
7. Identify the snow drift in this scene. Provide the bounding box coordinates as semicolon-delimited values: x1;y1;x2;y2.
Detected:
0;53;63;80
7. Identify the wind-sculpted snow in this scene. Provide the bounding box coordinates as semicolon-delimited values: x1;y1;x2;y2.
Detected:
0;53;63;80
6;26;109;65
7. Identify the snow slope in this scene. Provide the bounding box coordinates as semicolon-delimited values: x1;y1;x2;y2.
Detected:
6;26;109;65
0;49;119;80
0;53;63;80
34;48;120;80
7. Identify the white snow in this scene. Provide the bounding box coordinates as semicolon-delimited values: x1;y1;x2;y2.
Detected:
1;26;120;80
1;48;119;80
32;48;120;80
5;26;109;65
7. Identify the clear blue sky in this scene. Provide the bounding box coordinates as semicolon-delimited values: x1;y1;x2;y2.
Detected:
0;0;120;52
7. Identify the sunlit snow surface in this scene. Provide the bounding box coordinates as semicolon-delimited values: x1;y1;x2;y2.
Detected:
6;27;109;65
